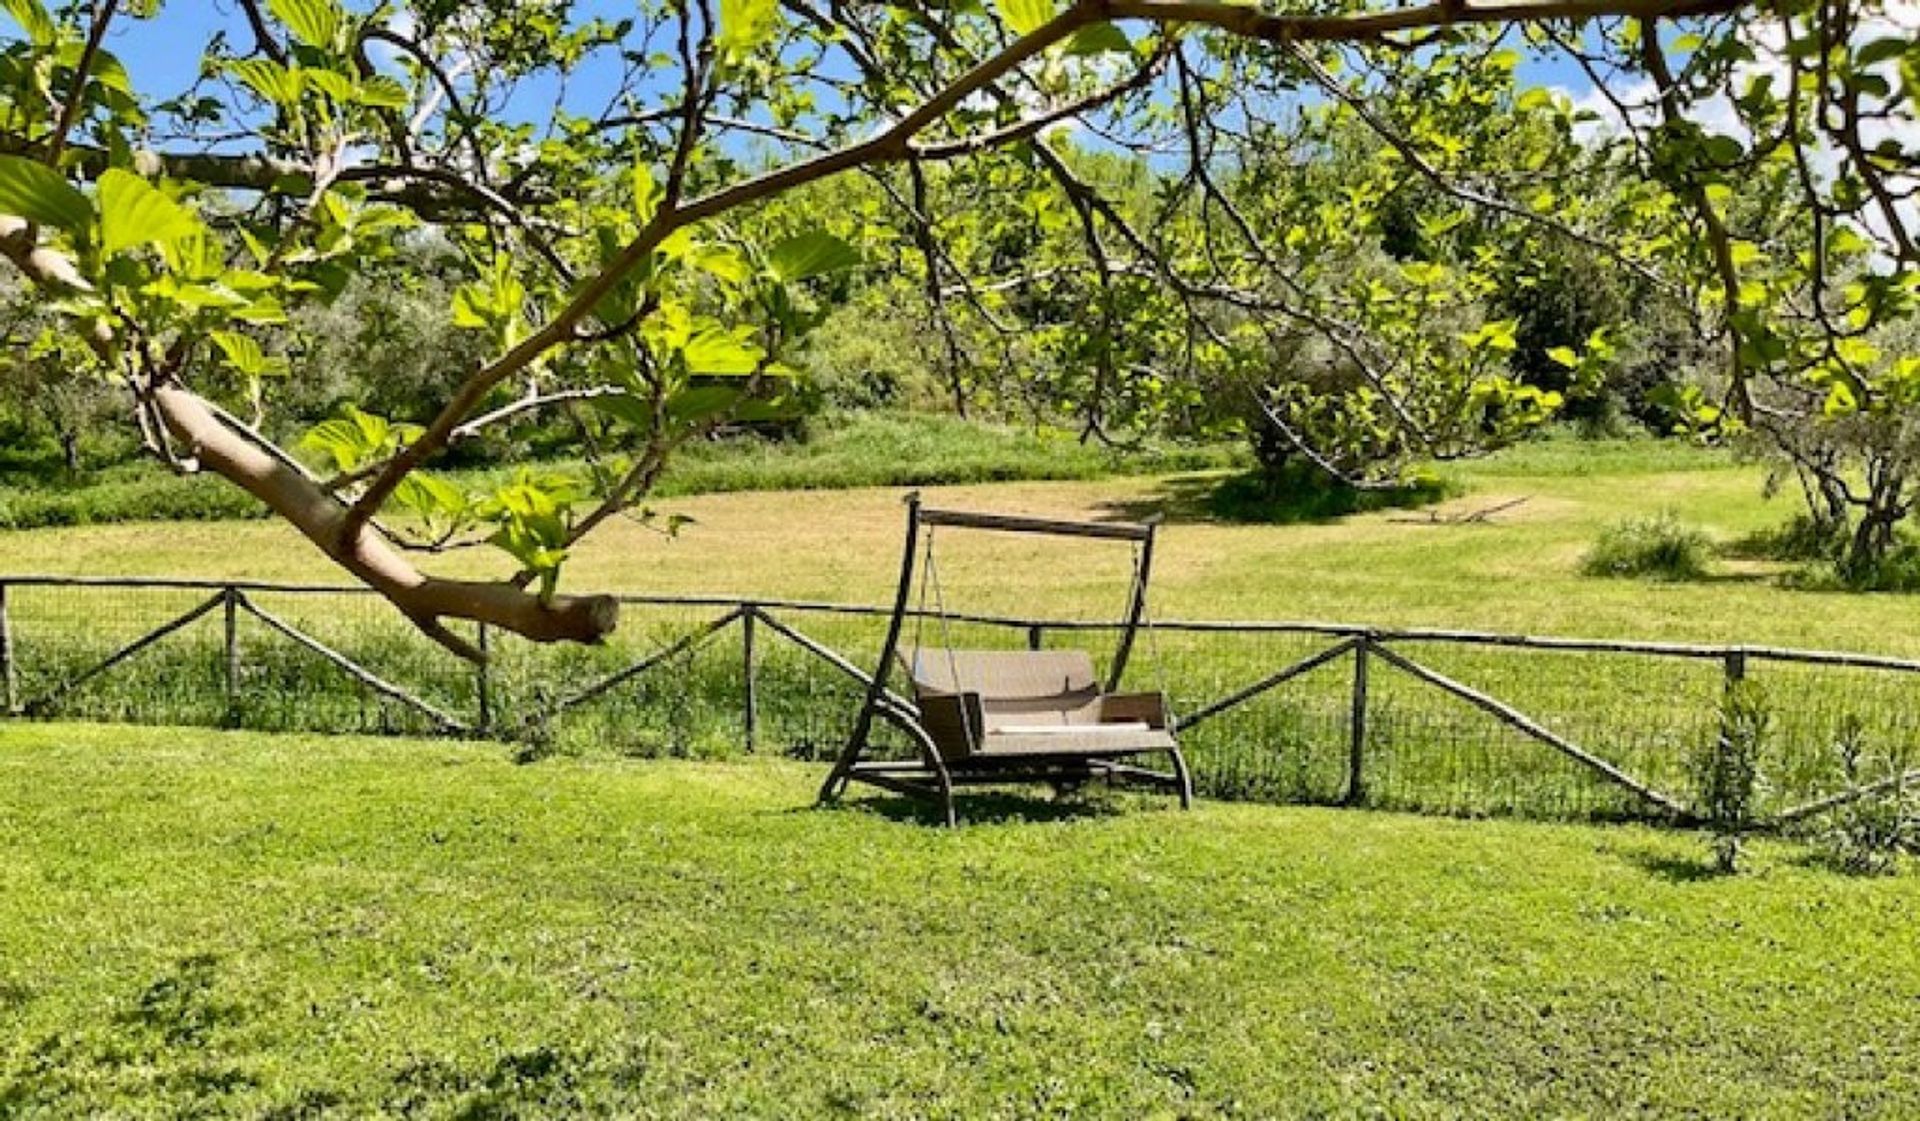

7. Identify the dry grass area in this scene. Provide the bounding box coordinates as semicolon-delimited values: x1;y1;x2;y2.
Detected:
1;440;1905;654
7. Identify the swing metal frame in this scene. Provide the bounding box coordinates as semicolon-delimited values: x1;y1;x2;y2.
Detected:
818;492;1193;825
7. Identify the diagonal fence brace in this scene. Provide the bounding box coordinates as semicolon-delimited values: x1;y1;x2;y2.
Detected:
20;590;227;717
238;593;472;734
530;607;745;725
1767;767;1920;828
1175;636;1360;732
752;608;919;718
1370;643;1693;819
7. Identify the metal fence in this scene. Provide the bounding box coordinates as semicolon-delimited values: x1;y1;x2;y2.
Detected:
4;574;1918;828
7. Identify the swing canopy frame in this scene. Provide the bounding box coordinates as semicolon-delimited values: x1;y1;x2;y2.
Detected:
818;492;1192;825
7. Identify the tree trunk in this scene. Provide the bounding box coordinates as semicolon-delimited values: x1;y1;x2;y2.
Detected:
1844;512;1898;576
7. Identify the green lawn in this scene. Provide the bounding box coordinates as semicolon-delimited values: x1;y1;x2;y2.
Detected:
3;723;1917;1117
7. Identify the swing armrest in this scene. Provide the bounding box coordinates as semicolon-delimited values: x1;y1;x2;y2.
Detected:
916;691;987;760
1098;692;1170;729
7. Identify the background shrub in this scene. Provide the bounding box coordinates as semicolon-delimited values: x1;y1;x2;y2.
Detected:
1581;509;1713;580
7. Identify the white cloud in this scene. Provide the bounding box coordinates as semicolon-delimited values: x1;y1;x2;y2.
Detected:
1553;5;1918;256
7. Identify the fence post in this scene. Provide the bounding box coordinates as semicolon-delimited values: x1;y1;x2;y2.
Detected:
222;585;240;727
1723;646;1747;687
1027;624;1044;651
742;605;758;753
0;581;14;715
475;621;492;734
1345;633;1371;805
1717;644;1748;756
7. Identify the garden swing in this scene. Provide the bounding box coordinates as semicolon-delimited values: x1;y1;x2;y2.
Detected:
818;493;1192;825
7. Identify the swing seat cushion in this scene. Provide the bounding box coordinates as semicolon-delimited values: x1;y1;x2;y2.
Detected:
903;648;1174;761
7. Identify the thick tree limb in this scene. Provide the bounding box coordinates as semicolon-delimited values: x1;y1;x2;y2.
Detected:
1103;0;1752;41
151;385;617;660
0;215;614;662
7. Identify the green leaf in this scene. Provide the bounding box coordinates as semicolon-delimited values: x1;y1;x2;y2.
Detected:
449;288;490;329
1545;346;1579;369
666;386;744;425
209;331;268;377
1516;87;1556;112
1064;22;1130;56
232;297;289;326
0;0;55;47
682;326;765;376
996;0;1055;36
1702;133;1745;165
768;231;859;281
304;69;356;103
0;156;91;230
1856;36;1910;69
717;0;780;59
355;75;411;109
1823;380;1858;417
85;48;132;93
634;163;663;225
97;170;204;257
731;394;804;423
589;393;655;430
1460;319;1519;353
269;0;344;49
229;59;306;106
689;244;751;285
393;471;467;521
302;419;370;472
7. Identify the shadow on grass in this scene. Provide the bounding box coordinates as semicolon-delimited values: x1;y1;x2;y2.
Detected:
1586;567;1777;588
1095;467;1453;527
833;789;1133;827
1615;844;1726;883
383;1044;588;1118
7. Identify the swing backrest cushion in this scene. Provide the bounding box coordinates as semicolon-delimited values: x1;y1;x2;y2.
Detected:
902;647;1102;728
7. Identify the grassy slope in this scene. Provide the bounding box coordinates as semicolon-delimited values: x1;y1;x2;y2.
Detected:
0;433;1908;655
3;723;1917;1118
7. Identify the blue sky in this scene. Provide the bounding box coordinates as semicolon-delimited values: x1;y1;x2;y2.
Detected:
96;1;1600;137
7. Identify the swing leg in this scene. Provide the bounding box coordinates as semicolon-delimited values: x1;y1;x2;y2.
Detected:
924;742;959;827
817;738;858;804
1168;746;1194;810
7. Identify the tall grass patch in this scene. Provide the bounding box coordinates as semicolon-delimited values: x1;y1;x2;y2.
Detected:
1581;509;1714;580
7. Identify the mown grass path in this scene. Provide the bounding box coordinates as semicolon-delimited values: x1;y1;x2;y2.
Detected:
3;723;1916;1117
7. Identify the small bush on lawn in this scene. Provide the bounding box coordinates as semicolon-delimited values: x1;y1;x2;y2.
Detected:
1691;680;1769;874
1581;510;1713;580
1820;715;1919;876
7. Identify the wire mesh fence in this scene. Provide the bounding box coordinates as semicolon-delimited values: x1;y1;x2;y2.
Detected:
5;576;1919;828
